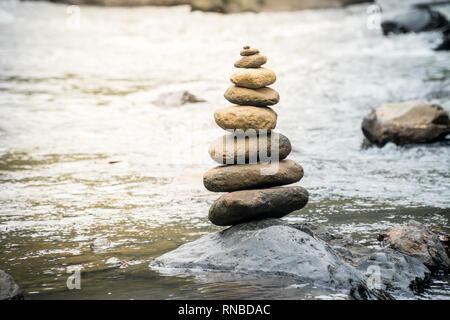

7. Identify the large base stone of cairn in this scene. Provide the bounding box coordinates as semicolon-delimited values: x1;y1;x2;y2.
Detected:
150;219;392;300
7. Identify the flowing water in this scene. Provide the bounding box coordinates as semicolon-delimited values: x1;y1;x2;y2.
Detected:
0;0;449;300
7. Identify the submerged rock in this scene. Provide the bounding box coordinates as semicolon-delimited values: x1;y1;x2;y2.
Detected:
0;270;23;300
152;90;205;107
208;186;308;226
150;219;391;300
378;220;450;272
361;100;450;146
297;223;432;296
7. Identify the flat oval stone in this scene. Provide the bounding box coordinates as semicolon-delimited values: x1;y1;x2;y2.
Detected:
240;48;259;56
230;68;276;89
208;132;291;165
224;85;280;106
203;159;303;192
214;106;277;131
234;54;267;68
209;186;309;226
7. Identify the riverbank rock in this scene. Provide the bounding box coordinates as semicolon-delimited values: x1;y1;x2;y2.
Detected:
234;54;267;68
214;106;277;131
150;219;391;300
209;187;308;226
361;100;450;146
152;90;205;107
208;132;291;164
203;159;303;192
224;85;280;106
0;270;23;300
230;68;276;89
378;220;450;272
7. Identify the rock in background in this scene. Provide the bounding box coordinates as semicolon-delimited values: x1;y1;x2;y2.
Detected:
37;0;373;13
362;100;450;146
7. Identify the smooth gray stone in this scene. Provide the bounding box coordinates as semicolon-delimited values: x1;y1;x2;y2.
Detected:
0;270;23;300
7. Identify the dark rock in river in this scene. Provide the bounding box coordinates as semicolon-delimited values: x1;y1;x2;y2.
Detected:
378;220;450;272
152;90;205;107
208;186;308;226
150;219;392;300
361;100;450;146
293;222;432;296
151;219;435;299
381;7;449;35
0;270;23;300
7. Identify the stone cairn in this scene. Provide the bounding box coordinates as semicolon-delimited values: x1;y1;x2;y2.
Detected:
203;46;309;226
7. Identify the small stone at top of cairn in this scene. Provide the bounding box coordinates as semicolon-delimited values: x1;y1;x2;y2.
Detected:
240;46;260;56
203;46;309;226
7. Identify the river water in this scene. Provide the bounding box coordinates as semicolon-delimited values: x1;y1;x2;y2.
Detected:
0;0;449;300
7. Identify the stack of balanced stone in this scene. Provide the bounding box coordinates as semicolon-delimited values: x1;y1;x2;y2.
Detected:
203;46;309;226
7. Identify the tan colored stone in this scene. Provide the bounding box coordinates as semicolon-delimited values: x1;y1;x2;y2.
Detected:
234;54;267;68
203;159;303;192
378;220;450;271
208;131;291;165
214;105;277;131
224;85;280;106
230;68;276;89
240;48;259;56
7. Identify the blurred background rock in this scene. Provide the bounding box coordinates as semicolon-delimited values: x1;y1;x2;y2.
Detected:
36;0;373;13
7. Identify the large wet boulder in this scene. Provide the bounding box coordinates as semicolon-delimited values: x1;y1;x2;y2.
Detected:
293;223;431;297
150;219;392;300
361;100;450;146
0;270;23;300
378;220;450;272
